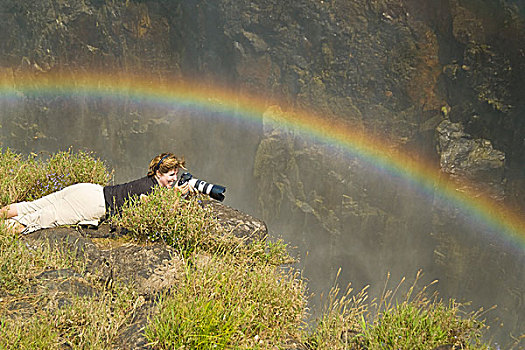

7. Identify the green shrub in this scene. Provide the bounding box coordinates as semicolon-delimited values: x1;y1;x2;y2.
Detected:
359;299;486;349
111;187;221;258
145;257;306;349
0;148;111;205
111;187;293;264
27;149;111;201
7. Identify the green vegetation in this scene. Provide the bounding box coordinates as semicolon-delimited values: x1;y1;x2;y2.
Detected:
307;272;491;349
0;215;138;349
0;282;137;349
0;148;136;349
0;148;500;349
0;219;84;293
145;258;306;349
0;148;110;206
111;186;291;264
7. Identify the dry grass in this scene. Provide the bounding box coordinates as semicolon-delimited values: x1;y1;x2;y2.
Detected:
306;270;494;350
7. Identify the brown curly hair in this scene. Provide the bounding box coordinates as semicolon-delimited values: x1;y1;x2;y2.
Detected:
147;152;186;176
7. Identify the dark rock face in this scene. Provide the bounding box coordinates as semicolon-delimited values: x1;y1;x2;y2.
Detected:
1;0;522;208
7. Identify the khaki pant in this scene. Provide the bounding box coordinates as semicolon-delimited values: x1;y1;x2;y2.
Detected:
13;183;106;233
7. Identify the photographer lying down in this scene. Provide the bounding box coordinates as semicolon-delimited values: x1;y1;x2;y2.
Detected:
0;152;224;235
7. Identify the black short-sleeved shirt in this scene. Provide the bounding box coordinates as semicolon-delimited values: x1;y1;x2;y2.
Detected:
103;176;158;216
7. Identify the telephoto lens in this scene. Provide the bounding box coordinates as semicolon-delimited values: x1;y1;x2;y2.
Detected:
177;172;226;202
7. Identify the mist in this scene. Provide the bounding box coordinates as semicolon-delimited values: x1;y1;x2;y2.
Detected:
1;0;524;347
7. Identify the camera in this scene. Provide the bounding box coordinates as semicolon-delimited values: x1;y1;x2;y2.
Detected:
177;172;226;202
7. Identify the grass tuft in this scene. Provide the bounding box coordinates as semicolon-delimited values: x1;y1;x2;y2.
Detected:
111;186;293;264
307;271;492;350
111;187;220;258
0;281;138;349
145;256;307;349
0;147;110;206
0;220;85;293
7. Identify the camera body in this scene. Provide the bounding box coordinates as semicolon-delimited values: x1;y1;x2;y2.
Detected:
177;172;226;202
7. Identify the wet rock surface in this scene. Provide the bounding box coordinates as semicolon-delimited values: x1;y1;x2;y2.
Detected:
1;0;523;224
1;0;523;185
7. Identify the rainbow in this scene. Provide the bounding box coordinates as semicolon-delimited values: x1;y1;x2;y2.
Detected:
1;71;524;252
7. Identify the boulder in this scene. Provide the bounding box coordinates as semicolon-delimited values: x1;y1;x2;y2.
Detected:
436;119;505;200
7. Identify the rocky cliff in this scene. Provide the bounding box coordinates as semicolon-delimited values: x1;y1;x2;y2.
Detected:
2;201;267;349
